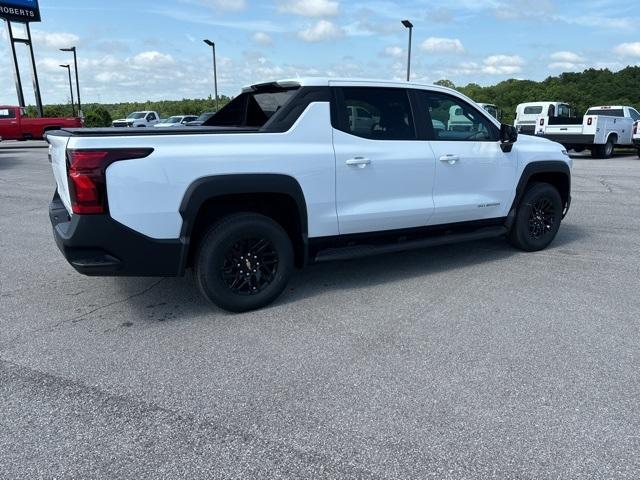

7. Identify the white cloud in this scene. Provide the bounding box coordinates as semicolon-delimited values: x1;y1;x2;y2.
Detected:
131;51;176;68
420;37;465;54
548;52;586;71
383;46;404;59
252;31;273;46
550;51;584;63
482;54;525;74
298;20;343;42
32;30;80;50
180;0;246;11
279;0;339;17
613;42;640;58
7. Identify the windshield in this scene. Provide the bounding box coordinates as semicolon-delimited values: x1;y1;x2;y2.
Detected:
204;87;298;128
127;112;147;119
164;116;182;124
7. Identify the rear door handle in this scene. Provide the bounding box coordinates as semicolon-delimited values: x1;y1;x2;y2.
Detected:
346;157;371;168
439;154;460;165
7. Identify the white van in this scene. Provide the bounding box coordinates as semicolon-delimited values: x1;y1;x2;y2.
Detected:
514;102;572;135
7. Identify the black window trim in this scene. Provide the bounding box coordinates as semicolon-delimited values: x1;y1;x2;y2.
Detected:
410;88;501;142
331;86;418;141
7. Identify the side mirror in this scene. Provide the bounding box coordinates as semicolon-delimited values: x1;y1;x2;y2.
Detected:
500;123;518;152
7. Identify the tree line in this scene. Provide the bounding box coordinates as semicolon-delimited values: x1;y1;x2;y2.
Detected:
23;66;640;127
440;66;640;123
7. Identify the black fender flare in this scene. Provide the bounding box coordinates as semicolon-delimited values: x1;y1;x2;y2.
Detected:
507;161;572;227
178;174;309;267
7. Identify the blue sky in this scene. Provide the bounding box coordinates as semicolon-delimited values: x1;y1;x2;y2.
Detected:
1;0;639;105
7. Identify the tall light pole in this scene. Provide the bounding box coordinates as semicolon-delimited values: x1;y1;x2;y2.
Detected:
401;20;413;82
61;46;81;117
59;64;75;117
203;39;219;111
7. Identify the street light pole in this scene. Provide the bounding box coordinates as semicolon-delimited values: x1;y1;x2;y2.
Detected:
61;47;81;117
401;20;413;82
59;64;75;117
203;39;219;111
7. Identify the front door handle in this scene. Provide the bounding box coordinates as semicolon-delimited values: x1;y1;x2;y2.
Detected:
439;154;460;165
346;157;371;168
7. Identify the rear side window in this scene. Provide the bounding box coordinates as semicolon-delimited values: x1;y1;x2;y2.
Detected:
586;108;624;117
0;108;16;119
334;87;416;140
523;106;543;115
206;87;298;128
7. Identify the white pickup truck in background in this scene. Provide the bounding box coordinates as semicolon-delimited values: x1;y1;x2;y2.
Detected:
112;111;160;128
514;102;572;135
541;105;640;158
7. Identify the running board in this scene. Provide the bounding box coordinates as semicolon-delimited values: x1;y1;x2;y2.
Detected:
314;226;508;263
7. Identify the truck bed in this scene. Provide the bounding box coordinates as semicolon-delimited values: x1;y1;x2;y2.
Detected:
52;126;261;137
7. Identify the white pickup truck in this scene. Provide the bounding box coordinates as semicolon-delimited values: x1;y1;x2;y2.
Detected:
541;105;640;158
112;111;160;128
47;78;572;312
514;102;572;135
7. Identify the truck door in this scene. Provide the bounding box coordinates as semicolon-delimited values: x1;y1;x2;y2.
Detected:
413;90;517;225
331;84;436;235
0;107;20;140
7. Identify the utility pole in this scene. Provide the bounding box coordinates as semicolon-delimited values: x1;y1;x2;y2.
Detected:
60;64;75;116
203;39;219;111
402;20;413;82
61;46;81;117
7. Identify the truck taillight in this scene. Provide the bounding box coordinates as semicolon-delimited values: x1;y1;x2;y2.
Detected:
634;123;638;135
67;148;153;214
539;118;545;126
587;117;593;126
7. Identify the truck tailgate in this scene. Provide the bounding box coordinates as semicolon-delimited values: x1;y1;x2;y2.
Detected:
48;134;72;214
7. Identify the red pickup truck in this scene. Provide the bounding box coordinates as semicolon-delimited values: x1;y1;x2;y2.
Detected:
0;106;83;141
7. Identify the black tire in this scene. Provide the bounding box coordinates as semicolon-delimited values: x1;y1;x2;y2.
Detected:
195;213;294;312
592;137;615;159
508;183;563;252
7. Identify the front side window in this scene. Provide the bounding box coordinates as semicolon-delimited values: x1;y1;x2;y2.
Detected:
335;87;416;140
629;109;640;121
418;91;499;142
0;108;16;119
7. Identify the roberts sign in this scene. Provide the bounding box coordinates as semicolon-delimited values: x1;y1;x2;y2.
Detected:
0;0;40;23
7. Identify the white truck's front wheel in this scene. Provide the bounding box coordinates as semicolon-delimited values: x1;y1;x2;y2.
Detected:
195;213;294;312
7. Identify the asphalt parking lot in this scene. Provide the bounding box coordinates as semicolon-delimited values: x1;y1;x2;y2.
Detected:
1;145;639;479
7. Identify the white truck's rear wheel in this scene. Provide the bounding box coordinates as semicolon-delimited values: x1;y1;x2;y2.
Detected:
592;137;615;159
195;213;294;312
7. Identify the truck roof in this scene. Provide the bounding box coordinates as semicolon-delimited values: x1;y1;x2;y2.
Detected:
244;77;453;92
517;101;568;107
588;105;630;110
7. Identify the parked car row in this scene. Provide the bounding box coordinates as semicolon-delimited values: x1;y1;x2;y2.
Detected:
111;111;216;128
